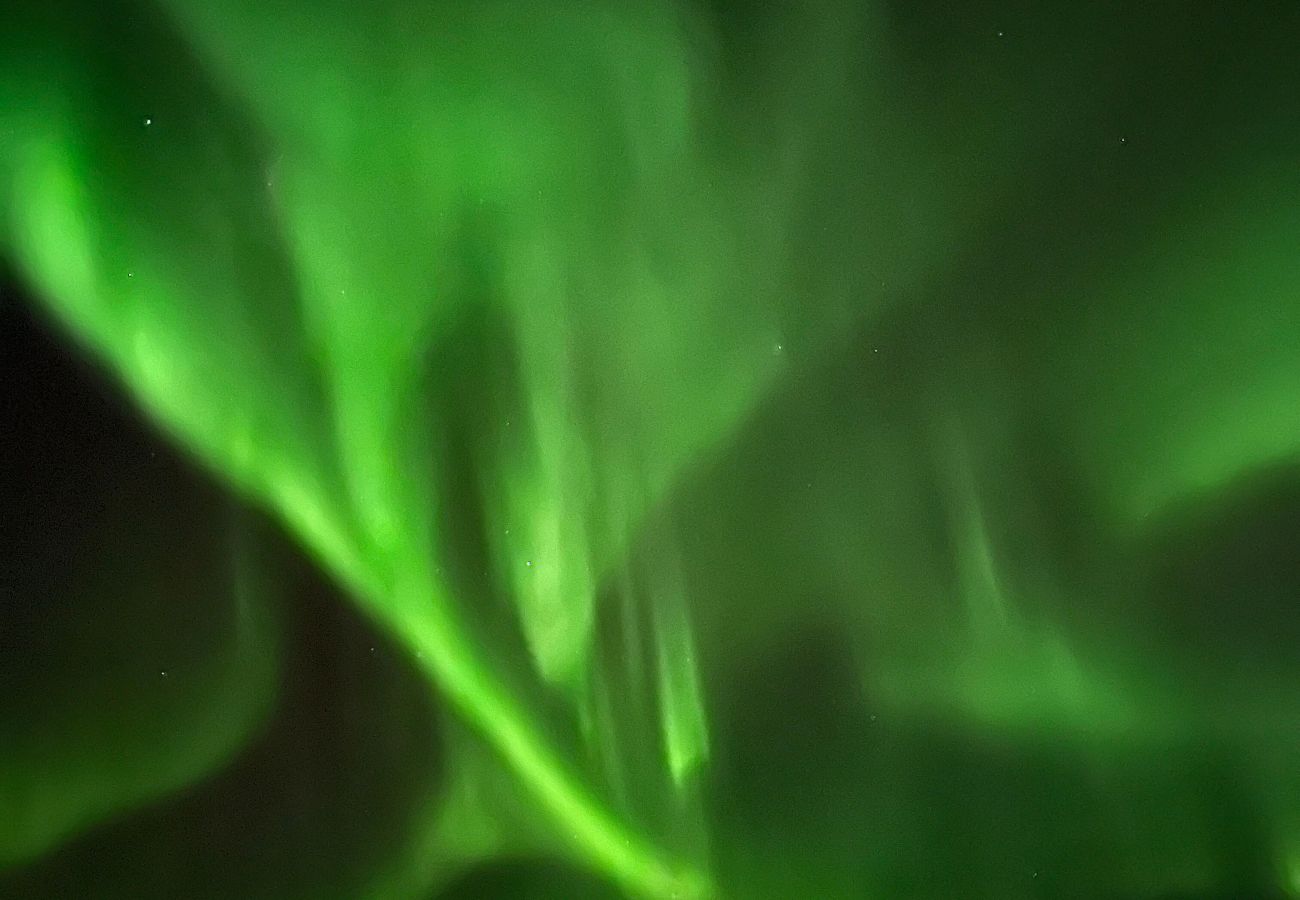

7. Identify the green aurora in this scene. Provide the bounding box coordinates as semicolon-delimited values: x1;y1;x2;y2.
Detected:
3;1;1300;898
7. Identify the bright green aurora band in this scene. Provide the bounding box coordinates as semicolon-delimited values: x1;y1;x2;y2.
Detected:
3;0;1300;898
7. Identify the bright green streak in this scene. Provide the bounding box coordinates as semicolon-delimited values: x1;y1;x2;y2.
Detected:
2;1;894;894
2;41;717;900
651;572;710;788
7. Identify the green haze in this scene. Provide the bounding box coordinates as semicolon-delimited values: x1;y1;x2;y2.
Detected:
3;1;1300;898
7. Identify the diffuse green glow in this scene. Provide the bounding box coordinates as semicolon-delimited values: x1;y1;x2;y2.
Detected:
0;475;280;870
1051;171;1300;526
7;1;1300;897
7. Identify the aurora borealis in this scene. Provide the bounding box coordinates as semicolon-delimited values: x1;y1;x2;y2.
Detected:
3;0;1300;897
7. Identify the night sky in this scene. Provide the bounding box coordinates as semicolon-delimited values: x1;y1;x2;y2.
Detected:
3;1;1300;898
